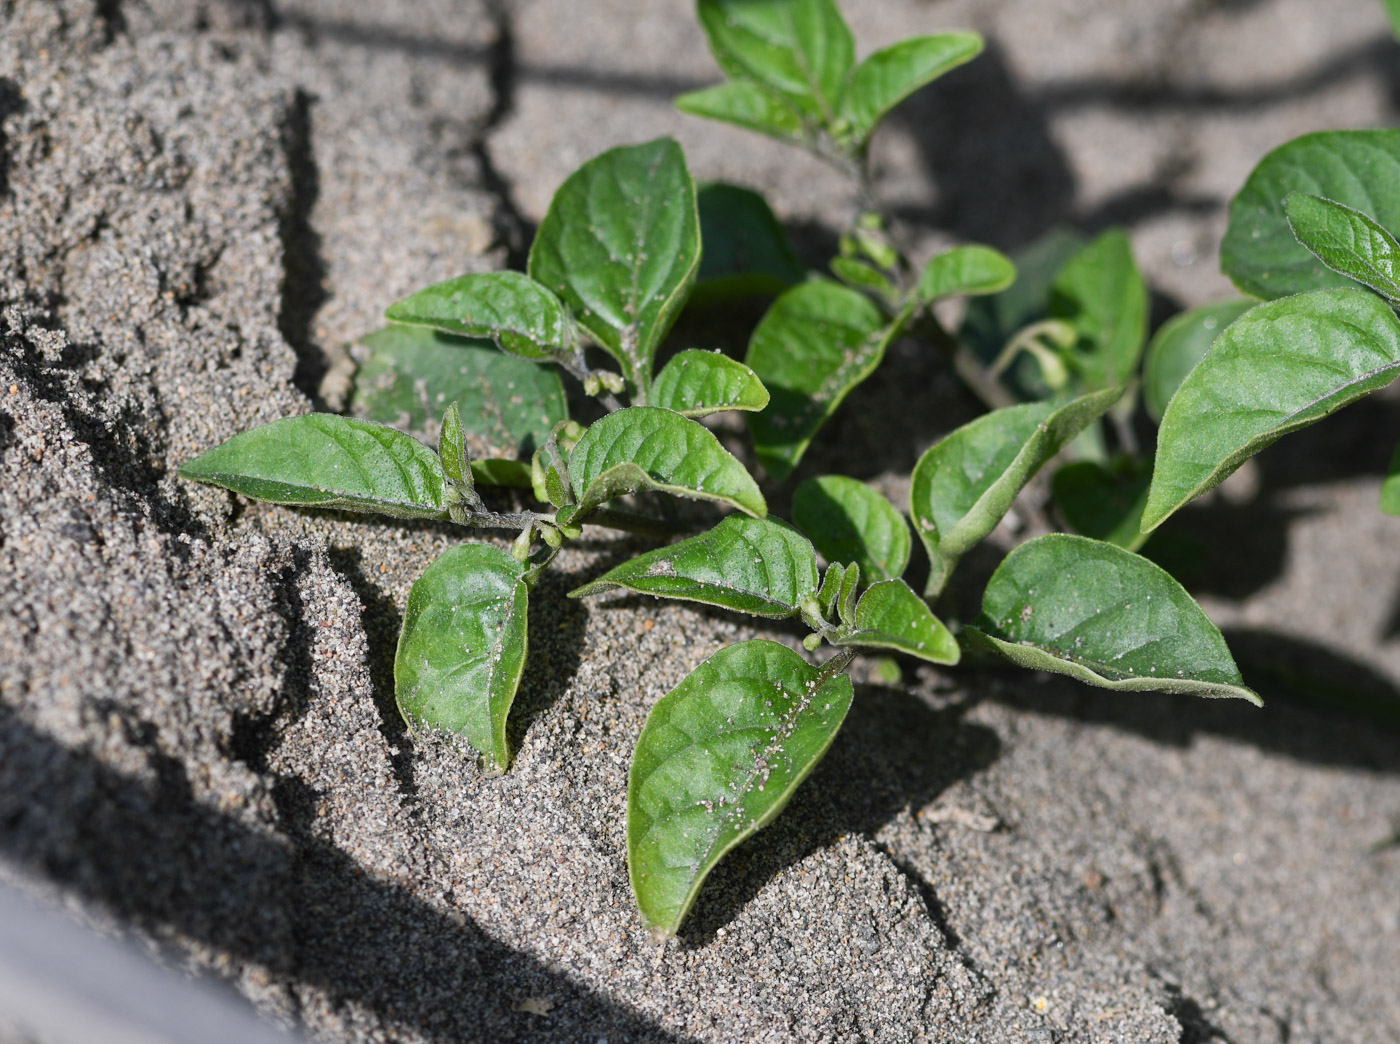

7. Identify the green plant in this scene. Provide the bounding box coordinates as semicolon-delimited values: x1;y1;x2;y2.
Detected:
181;0;1400;942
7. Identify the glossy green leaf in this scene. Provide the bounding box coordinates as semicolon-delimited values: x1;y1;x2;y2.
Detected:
964;534;1260;704
349;325;567;465
528;139;699;392
651;349;770;417
628;639;854;937
1144;289;1400;531
918;244;1017;302
568;406;765;517
693;183;805;303
1050;228;1148;391
696;0;854;122
570;515;817;617
745;280;895;480
910;387;1122;596
385;271;572;359
675;82;806;144
394;544;529;773
1051;457;1151;551
1284;192;1400;302
1142;300;1254;423
1382;442;1400;516
791;474;910;582
180;413;449;519
832;579;959;664
840;33;983;142
1222;129;1400;300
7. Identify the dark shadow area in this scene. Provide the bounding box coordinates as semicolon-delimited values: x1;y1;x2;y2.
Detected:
0;708;689;1043
277;88;330;407
506;566;588;757
0;77;24;201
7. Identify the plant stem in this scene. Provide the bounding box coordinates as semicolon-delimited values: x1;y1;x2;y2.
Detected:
551;349;626;413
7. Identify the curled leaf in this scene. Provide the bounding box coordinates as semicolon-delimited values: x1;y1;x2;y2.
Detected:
832;579;959;664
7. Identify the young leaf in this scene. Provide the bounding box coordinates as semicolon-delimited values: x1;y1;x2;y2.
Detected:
1051;458;1151;551
909;387;1123;596
527;138;699;393
1383;442;1400;517
840;33;983;143
568;406;766;517
394;544;529;773
829;256;899;301
570;515;818;618
1222;129;1400;300
650;349;770;417
791;475;910;582
1142;300;1254;423
675;82;806;145
745;280;897;480
815;562;844;622
695;0;854;123
350;325;567;464
832;579;959;664
1143;289;1400;532
1283;193;1400;302
918;245;1017;302
628;639;854;937
693;183;805;303
964;534;1260;704
1050;228;1148;391
181;414;450;519
385;271;572;359
834;560;860;626
438;402;470;489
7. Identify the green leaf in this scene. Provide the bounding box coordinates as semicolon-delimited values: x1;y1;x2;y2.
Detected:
696;0;854;123
570;515;818;617
1222;129;1400;300
1387;0;1400;39
834;560;860;626
832;579;959;664
1143;289;1400;531
651;349;770;417
1142;300;1254;423
964;534;1260;704
791;474;910;582
829;257;899;302
1382;442;1400;516
1050;228;1148;391
693;183;805;303
1284;192;1400;302
349;325;567;466
394;544;529;773
385;271;572;360
438;402;470;489
676;82;806;144
745;280;896;480
628;639;854;937
909;387;1123;596
840;33;983;142
918;244;1017;302
528;138;700;393
815;561;844;621
1051;457;1151;551
180;413;450;519
568;406;766;517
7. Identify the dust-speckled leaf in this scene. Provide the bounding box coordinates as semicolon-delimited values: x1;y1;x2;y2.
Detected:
1142;300;1254;423
918;245;1017;302
1383;443;1400;516
791;475;910;582
964;535;1259;704
570;515;818;618
1222;130;1400;300
840;33;983;142
568;406;765;517
385;271;572;359
349;325;567;465
528;139;699;392
1050;228;1148;391
1284;192;1400;302
693;183;805;303
1144;289;1400;531
180;414;449;520
696;0;854;122
832;579;959;664
394;544;529;773
676;82;806;144
910;387;1123;596
1051;458;1151;551
628;639;854;937
745;280;893;480
651;350;770;417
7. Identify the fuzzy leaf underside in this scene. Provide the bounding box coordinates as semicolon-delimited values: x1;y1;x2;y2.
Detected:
628;639;854;936
840;33;983;141
651;350;771;417
384;271;571;359
394;544;530;772
1142;300;1255;423
832;579;959;664
791;475;910;583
